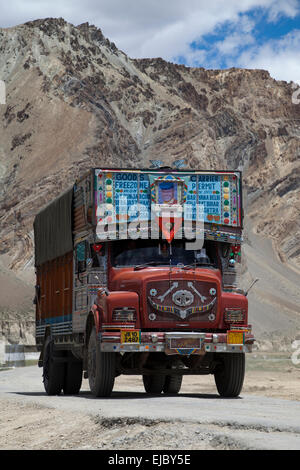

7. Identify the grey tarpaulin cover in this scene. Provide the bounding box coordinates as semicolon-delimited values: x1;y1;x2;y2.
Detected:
33;187;73;266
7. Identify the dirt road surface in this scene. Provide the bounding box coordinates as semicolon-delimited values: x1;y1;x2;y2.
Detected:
1;354;300;451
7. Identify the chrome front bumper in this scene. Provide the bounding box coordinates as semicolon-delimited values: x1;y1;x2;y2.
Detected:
99;330;254;355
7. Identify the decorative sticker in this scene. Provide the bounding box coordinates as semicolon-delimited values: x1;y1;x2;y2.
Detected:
222;176;231;225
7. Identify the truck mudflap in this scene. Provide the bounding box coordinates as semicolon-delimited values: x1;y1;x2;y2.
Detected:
99;330;254;355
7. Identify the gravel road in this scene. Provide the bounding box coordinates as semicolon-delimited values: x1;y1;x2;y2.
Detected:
1;361;300;451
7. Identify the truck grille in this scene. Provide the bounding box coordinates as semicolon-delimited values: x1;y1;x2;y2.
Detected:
147;280;218;323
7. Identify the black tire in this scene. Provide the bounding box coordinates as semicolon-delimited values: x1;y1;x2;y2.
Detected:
88;326;115;397
143;374;165;394
63;356;83;395
214;353;245;398
163;375;183;394
42;337;64;396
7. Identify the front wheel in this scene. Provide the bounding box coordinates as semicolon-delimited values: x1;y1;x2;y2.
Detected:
143;374;165;394
87;327;115;397
214;353;245;398
163;375;182;394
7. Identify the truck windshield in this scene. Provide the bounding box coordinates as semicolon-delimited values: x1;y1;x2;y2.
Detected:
111;240;214;268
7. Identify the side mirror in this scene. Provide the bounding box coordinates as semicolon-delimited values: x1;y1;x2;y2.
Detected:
76;242;87;273
245;278;259;296
77;260;86;273
33;285;40;304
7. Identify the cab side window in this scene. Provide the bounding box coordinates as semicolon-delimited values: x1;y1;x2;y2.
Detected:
76;242;86;273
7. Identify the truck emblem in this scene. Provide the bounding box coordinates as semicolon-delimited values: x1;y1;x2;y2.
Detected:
172;290;194;307
150;289;157;297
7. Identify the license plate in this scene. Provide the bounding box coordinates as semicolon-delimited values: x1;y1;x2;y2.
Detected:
170;337;202;349
227;331;244;345
121;330;141;344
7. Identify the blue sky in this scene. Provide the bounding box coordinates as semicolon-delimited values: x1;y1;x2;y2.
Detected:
1;0;300;82
175;7;300;80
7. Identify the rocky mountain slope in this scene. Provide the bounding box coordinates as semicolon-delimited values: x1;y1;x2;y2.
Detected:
0;18;299;343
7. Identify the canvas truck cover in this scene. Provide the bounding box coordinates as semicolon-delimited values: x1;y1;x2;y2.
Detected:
33;187;73;267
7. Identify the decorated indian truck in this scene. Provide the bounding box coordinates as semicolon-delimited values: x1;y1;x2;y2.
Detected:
34;166;255;398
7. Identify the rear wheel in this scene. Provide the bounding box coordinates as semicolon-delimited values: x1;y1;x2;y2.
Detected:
214;353;245;397
163;375;182;394
63;355;83;395
88;327;115;397
42;337;64;396
143;374;165;394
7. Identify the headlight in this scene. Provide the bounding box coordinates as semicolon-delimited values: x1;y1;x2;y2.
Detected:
224;308;245;324
112;308;137;322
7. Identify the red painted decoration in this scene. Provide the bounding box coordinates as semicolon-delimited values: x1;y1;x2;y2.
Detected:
155;216;183;243
93;244;103;253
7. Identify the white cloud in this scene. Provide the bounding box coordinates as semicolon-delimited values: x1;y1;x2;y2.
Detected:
237;29;300;82
99;0;274;59
216;32;254;55
266;0;299;22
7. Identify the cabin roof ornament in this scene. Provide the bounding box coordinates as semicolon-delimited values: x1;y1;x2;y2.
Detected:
173;159;186;169
149;160;164;169
149;159;186;170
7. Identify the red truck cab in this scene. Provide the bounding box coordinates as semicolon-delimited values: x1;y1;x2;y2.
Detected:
88;238;253;397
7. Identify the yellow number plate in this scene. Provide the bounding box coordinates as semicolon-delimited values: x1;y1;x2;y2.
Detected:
121;330;141;344
227;331;244;345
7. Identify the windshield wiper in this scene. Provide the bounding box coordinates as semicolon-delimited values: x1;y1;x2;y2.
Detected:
182;262;216;269
134;261;165;270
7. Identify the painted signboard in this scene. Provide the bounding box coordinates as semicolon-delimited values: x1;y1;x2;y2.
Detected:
93;169;241;244
95;169;241;228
